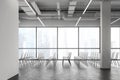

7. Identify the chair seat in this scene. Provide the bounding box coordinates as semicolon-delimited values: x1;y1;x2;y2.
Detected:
63;56;70;59
74;56;82;59
24;56;33;59
38;57;44;60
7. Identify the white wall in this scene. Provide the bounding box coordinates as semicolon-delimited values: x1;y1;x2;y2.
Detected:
0;0;18;80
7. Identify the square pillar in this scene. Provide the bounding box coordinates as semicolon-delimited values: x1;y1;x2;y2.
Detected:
100;0;111;69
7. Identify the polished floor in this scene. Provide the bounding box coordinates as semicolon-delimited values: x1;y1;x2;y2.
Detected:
19;60;120;80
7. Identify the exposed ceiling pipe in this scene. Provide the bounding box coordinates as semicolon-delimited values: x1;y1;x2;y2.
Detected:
75;0;93;26
57;2;61;19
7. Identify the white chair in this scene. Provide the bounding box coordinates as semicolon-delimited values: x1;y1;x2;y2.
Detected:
46;53;57;66
62;52;72;65
38;53;44;60
89;52;100;60
111;52;120;67
74;52;88;60
37;53;44;64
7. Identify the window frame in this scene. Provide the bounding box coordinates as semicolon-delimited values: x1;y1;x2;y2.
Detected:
19;26;100;60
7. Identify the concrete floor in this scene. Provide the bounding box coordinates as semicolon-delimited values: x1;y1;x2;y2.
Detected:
19;60;120;80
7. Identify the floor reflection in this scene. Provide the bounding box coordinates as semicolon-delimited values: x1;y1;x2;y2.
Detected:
19;60;120;80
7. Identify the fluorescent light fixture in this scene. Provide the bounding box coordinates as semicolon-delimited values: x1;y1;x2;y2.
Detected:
24;0;36;15
111;18;120;24
82;0;92;14
37;17;45;26
75;17;82;26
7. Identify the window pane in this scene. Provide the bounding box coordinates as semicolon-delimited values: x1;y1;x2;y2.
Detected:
19;28;36;48
19;49;36;59
111;28;120;48
79;28;99;48
79;49;100;59
37;49;57;59
37;28;57;48
58;28;78;48
58;49;78;59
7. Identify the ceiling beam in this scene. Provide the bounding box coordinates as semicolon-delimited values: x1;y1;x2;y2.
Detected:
57;2;61;19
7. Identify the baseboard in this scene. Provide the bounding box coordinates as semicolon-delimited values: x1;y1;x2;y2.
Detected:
8;74;18;80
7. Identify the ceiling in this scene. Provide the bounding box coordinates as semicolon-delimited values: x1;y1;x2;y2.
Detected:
19;0;120;11
19;0;120;26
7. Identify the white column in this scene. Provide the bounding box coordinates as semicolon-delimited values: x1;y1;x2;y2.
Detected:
100;0;111;69
0;0;18;80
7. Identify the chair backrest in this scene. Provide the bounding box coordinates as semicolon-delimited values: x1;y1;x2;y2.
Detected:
38;53;40;58
68;52;72;58
79;52;88;59
52;53;57;59
38;53;44;59
111;52;115;59
115;52;119;59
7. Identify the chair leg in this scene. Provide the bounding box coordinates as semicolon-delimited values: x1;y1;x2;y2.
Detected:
68;59;71;65
62;59;64;65
46;60;50;66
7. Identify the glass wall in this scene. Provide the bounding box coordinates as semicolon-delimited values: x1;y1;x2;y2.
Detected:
79;28;99;48
19;28;36;59
19;28;36;48
19;27;100;60
111;27;120;59
37;49;57;59
37;28;57;59
37;28;57;48
79;28;100;59
58;28;78;59
58;28;78;48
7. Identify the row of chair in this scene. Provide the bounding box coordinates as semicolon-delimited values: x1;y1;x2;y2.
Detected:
19;52;101;59
19;52;120;67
